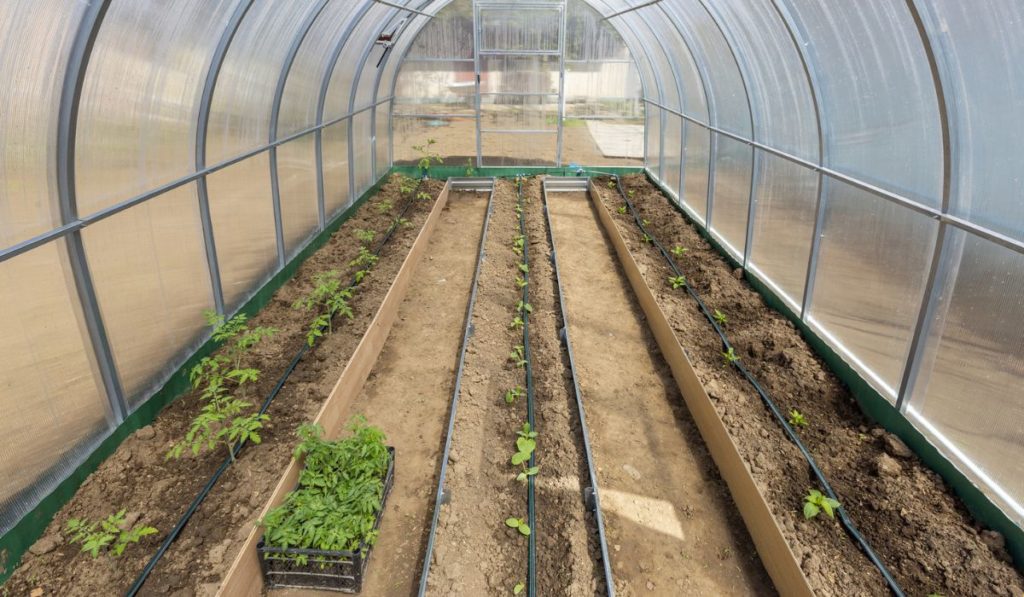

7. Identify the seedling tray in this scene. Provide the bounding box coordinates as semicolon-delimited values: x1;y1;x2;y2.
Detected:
256;447;395;593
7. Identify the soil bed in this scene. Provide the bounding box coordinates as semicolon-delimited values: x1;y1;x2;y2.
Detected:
4;175;444;596
593;173;1024;596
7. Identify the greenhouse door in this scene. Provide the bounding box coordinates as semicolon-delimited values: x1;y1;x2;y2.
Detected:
474;2;566;166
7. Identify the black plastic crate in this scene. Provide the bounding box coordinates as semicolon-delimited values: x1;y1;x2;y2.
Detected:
257;447;395;593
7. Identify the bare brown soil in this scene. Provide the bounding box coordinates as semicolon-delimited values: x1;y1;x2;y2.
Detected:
4;175;444;597
594;173;1024;596
546;190;774;597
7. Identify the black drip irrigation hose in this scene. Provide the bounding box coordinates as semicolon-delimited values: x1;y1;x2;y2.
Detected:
607;175;906;597
127;180;429;596
539;180;616;596
417;181;496;596
516;178;538;597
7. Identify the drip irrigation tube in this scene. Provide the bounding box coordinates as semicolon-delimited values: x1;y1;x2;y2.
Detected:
540;178;616;596
516;178;538;597
126;180;428;596
417;180;496;596
607;175;906;597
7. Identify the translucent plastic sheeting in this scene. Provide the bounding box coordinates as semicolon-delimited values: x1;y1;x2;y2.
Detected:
0;239;112;533
710;135;753;258
206;0;320;164
278;1;362;138
0;1;84;248
482;133;556;166
645;105;660;176
478;7;561;53
322;120;351;217
352;111;374;196
393;116;477;165
480;56;560;94
393;60;477;114
922;0;1024;242
782;0;941;206
323;4;390;122
277;134;320;259
682;123;710;224
83;184;213;402
206;153;278;312
376;104;391;176
565;0;630;61
75;0;237;216
405;0;473;60
662;114;682;194
808;178;938;399
748;152;819;307
908;229;1024;522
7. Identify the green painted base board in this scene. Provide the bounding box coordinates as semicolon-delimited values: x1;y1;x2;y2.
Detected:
641;168;1024;571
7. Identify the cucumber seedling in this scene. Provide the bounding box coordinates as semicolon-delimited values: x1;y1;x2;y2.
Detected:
713;309;727;327
504;386;524;405
607;180;616;189
627;189;635;199
642;233;653;244
66;510;157;558
518;263;529;275
504;517;531;536
292;270;355;346
515;276;527;289
668;275;687;289
510;316;524;330
509;345;526;368
803;489;840;520
514;582;526;595
512;235;525;256
617;206;627;215
789;409;808;428
721;347;740;367
516;300;533;315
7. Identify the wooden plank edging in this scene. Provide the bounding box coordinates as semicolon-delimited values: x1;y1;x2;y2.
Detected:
586;181;814;597
217;182;453;596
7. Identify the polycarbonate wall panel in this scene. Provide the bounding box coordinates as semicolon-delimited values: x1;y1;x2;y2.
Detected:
324;5;389;122
807;179;938;398
206;153;278;312
323;120;350;217
406;0;473;59
645;106;660;175
277;135;319;258
923;1;1024;242
375;104;391;176
682;124;710;223
393;60;477;114
784;0;941;205
481;95;558;130
83;185;212;401
0;1;83;248
482;134;556;166
709;135;752;258
908;230;1024;521
565;0;630;61
481;56;559;94
75;0;237;216
662;115;682;195
479;8;561;52
207;0;319;164
0;239;111;532
393;116;476;164
748;152;818;306
278;1;361;137
352;111;374;196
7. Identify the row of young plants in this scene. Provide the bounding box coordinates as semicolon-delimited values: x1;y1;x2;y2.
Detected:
608;176;900;593
61;178;425;570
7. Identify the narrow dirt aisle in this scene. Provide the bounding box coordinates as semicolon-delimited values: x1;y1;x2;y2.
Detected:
278;190;489;597
547;192;774;596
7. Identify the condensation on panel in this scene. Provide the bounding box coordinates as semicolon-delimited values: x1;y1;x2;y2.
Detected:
709;135;752;258
323;5;390;122
207;0;319;165
0;239;111;535
323;120;350;217
479;8;561;53
277;134;320;258
808;178;937;398
278;1;362;138
682;124;710;223
748;152;818;306
709;0;818;161
375;104;391;176
924;1;1024;242
784;0;941;206
351;111;375;197
0;1;84;249
661;114;683;196
646;106;661;175
481;95;558;131
482;134;556;167
82;184;212;401
480;56;559;94
206;153;278;311
565;0;630;61
407;0;473;60
394;60;476;115
908;229;1024;521
393;116;476;165
76;0;237;216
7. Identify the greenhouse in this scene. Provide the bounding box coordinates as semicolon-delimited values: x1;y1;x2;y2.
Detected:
1;0;1022;594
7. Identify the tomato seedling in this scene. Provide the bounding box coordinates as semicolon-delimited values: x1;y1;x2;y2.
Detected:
803;489;840;520
354;228;375;245
721;347;740;367
417;191;432;201
376;199;393;214
350;247;379;269
293;270;355;346
510;316;524;330
671;245;687;258
66;511;157;558
412;138;443;176
788;409;808;428
617;206;627;215
642;233;653;244
668;275;687;289
713;309;727;327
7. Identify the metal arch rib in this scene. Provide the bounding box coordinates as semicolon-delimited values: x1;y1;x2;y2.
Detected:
195;0;256;316
56;0;128;423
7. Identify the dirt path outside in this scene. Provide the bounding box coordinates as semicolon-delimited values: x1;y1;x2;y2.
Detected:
547;191;775;597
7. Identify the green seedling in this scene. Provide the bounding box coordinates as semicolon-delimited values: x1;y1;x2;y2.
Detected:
509;345;527;368
376;199;393;214
513;582;526;595
394;217;411;229
516;465;540;483
293;271;355;346
607;180;616;189
617;206;627;215
671;245;688;258
354;228;375;245
803;489;840;520
642;233;653;244
518;263;529;274
713;309;727;327
627;189;635;198
504;517;531;536
512;235;525;256
412;138;443;176
517;422;537;440
722;347;739;367
642;219;650;227
510;316;524;330
66;510;157;558
669;275;687;289
350;247;379;269
465;158;476;176
504;386;524;405
788;409;808;428
354;269;369;285
516;300;533;315
515;276;527;289
396;174;416;196
417;191;432;201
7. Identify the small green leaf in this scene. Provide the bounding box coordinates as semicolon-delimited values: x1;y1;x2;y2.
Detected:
513;582;525;595
803;502;820;519
518;524;531;536
505;517;520;529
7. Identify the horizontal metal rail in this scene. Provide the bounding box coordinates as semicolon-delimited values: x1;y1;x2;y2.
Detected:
541;177;615;596
372;0;435;18
417;180;496;596
601;0;664;21
0;97;393;265
641;98;1024;256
